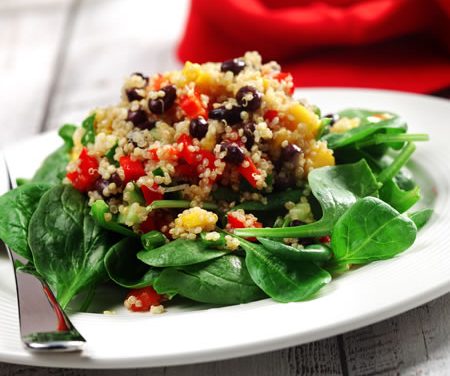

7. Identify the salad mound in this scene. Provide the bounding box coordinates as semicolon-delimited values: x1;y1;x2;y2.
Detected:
0;52;431;314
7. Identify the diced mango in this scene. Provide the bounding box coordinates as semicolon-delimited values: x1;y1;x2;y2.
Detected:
286;103;320;137
181;61;201;83
309;142;335;171
175;207;218;230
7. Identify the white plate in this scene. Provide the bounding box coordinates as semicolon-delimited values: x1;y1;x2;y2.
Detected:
0;88;449;369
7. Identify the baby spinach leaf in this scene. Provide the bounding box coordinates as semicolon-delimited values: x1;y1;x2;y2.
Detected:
28;185;116;308
31;124;77;184
323;109;407;150
232;189;302;211
235;160;379;238
90;200;138;237
81;114;96;146
240;238;331;302
379;178;420;213
137;238;228;267
105;237;160;288
0;183;51;260
332;197;417;265
257;238;331;263
153;255;266;305
409;208;433;230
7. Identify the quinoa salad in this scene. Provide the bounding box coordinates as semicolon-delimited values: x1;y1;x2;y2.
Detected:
0;52;431;313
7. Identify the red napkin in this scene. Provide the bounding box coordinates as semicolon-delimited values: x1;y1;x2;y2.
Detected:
177;0;450;93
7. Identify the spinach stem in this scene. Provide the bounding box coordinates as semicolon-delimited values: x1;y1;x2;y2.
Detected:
356;133;429;148
148;200;218;211
234;220;329;238
377;142;416;185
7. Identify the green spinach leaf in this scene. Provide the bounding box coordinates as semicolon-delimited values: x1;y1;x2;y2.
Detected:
323;109;407;150
332;197;417;264
105;237;160;288
0;183;51;260
28;185;116;308
240;238;331;302
235;160;379;238
137;238;227;267
257;238;331;263
81;114;96;146
379;178;420;213
409;208;433;230
31;124;77;184
154;255;266;305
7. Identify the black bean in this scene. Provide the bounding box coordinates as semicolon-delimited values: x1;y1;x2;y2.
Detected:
236;86;262;112
275;173;295;189
126;88;143;102
222;142;245;165
189;117;209;139
127;109;147;126
148;85;177;114
110;172;123;188
131;72;149;84
324;113;339;126
209;105;242;125
281;143;301;162
93;173;123;197
135;120;156;130
221;58;246;75
242;122;256;149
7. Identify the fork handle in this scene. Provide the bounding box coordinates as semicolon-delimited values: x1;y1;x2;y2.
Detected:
7;246;85;352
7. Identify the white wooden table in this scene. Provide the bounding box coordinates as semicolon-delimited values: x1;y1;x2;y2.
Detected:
1;0;449;374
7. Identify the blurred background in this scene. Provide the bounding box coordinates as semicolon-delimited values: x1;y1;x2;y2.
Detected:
0;0;449;148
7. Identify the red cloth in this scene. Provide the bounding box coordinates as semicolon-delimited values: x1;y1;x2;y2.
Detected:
177;0;450;93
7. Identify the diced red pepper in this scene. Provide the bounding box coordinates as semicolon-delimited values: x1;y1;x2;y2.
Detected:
148;148;159;162
120;156;146;184
179;92;207;119
238;156;261;189
264;110;279;123
319;235;331;244
140;214;157;234
227;212;262;242
227;212;245;228
125;286;162;312
274;72;295;95
176;161;198;179
177;134;196;164
66;147;100;192
141;183;163;205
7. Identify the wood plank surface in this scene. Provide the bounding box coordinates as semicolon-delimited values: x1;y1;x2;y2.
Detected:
0;0;449;375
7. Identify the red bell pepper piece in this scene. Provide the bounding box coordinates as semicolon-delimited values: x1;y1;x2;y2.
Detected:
140;214;157;234
264;110;279;123
141;183;163;205
66;147;100;192
120;156;146;184
179;92;207;119
238;156;261;189
274;72;295;95
125;286;162;312
227;212;262;242
177;134;196;164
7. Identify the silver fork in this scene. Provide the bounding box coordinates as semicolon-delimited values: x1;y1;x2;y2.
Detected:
1;157;85;352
